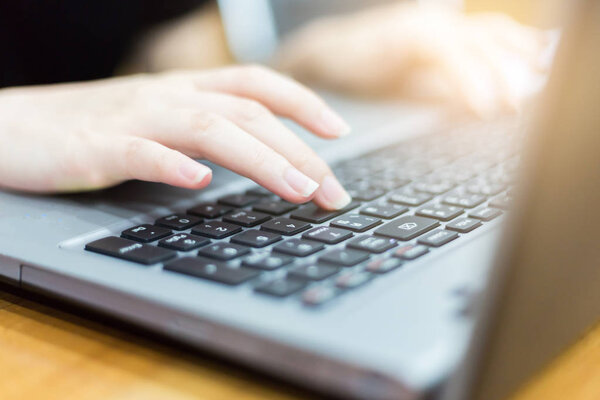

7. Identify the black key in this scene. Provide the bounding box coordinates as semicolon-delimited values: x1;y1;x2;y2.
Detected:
261;217;311;235
155;214;202;230
197;242;250;260
255;278;307;297
242;253;293;270
302;226;353;244
121;224;172;243
288;264;340;281
158;233;210;251
223;210;270;227
374;215;440;241
187;203;232;219
290;201;360;224
165;257;259;285
252;200;298;216
416;204;464;221
418;229;459;247
469;207;503;221
230;230;282;248
302;286;338;306
86;236;175;265
446;217;482;233
218;194;260;207
443;193;486;208
335;271;373;289
389;190;432;207
191;221;242;239
347;187;385;201
360;204;407;219
246;186;273;197
319;249;369;266
365;258;403;274
273;239;324;257
392;244;429;260
346;235;397;253
330;214;382;232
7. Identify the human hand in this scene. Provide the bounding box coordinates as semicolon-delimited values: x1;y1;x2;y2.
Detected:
277;3;554;117
0;66;352;209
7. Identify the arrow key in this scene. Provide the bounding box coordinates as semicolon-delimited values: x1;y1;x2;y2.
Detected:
261;217;311;235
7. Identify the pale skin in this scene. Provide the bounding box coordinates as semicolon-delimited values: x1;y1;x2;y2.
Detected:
0;2;552;209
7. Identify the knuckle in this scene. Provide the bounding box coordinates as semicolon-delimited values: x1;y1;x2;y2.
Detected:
190;112;224;141
249;145;271;172
233;99;269;123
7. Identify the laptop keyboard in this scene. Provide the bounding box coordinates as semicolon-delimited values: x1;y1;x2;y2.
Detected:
85;122;521;307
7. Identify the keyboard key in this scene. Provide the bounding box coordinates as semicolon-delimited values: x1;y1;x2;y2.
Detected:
335;271;373;289
252;200;298;215
230;230;282;248
374;215;440;241
197;242;250;260
273;239;324;257
416;204;464;221
121;224;172;243
187;203;232;219
302;226;353;244
242;253;293;270
302;286;338;306
223;210;270;227
319;249;369;266
155;214;202;230
192;221;242;239
158;233;210;252
165;257;259;285
446;217;482;233
290;201;359;223
469;207;503;221
389;190;432;207
255;278;307;297
365;258;403;274
346;235;397;253
413;181;455;195
218;194;260;207
85;236;175;265
418;229;459;247
261;217;311;235
289;264;340;281
246;186;273;197
392;244;429;260
330;214;382;232
360;204;408;219
443;193;486;208
489;194;512;210
467;182;505;196
347;187;385;201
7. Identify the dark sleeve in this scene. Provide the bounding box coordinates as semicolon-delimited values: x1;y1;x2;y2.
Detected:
0;0;207;88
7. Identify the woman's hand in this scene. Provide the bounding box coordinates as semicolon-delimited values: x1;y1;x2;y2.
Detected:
0;66;352;209
277;3;554;117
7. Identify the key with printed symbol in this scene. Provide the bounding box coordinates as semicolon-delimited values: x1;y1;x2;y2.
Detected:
330;214;381;232
374;215;439;241
360;204;408;219
416;204;464;221
288;264;340;281
469;207;503;221
255;278;307;297
392;244;429;260
252;200;298;216
388;190;432;207
197;242;250;260
155;214;202;230
446;217;482;233
319;249;369;266
158;233;209;251
230;230;282;248
366;258;403;274
418;229;459;247
121;224;172;243
346;235;397;253
86;236;175;265
242;253;293;270
302;226;353;244
443;193;486;208
273;239;324;257
290;201;360;224
223;210;270;227
191;221;242;239
164;257;259;285
261;217;311;235
187;203;232;219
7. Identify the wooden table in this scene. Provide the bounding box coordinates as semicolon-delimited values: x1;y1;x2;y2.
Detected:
2;286;600;400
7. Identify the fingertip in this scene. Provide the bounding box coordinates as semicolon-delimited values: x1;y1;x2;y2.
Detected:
178;160;212;188
315;108;352;138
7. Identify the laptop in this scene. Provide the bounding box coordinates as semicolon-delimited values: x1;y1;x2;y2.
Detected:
1;1;599;399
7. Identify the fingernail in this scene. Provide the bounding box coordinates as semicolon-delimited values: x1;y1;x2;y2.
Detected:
320;175;352;209
318;109;351;137
284;167;319;197
179;160;210;184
